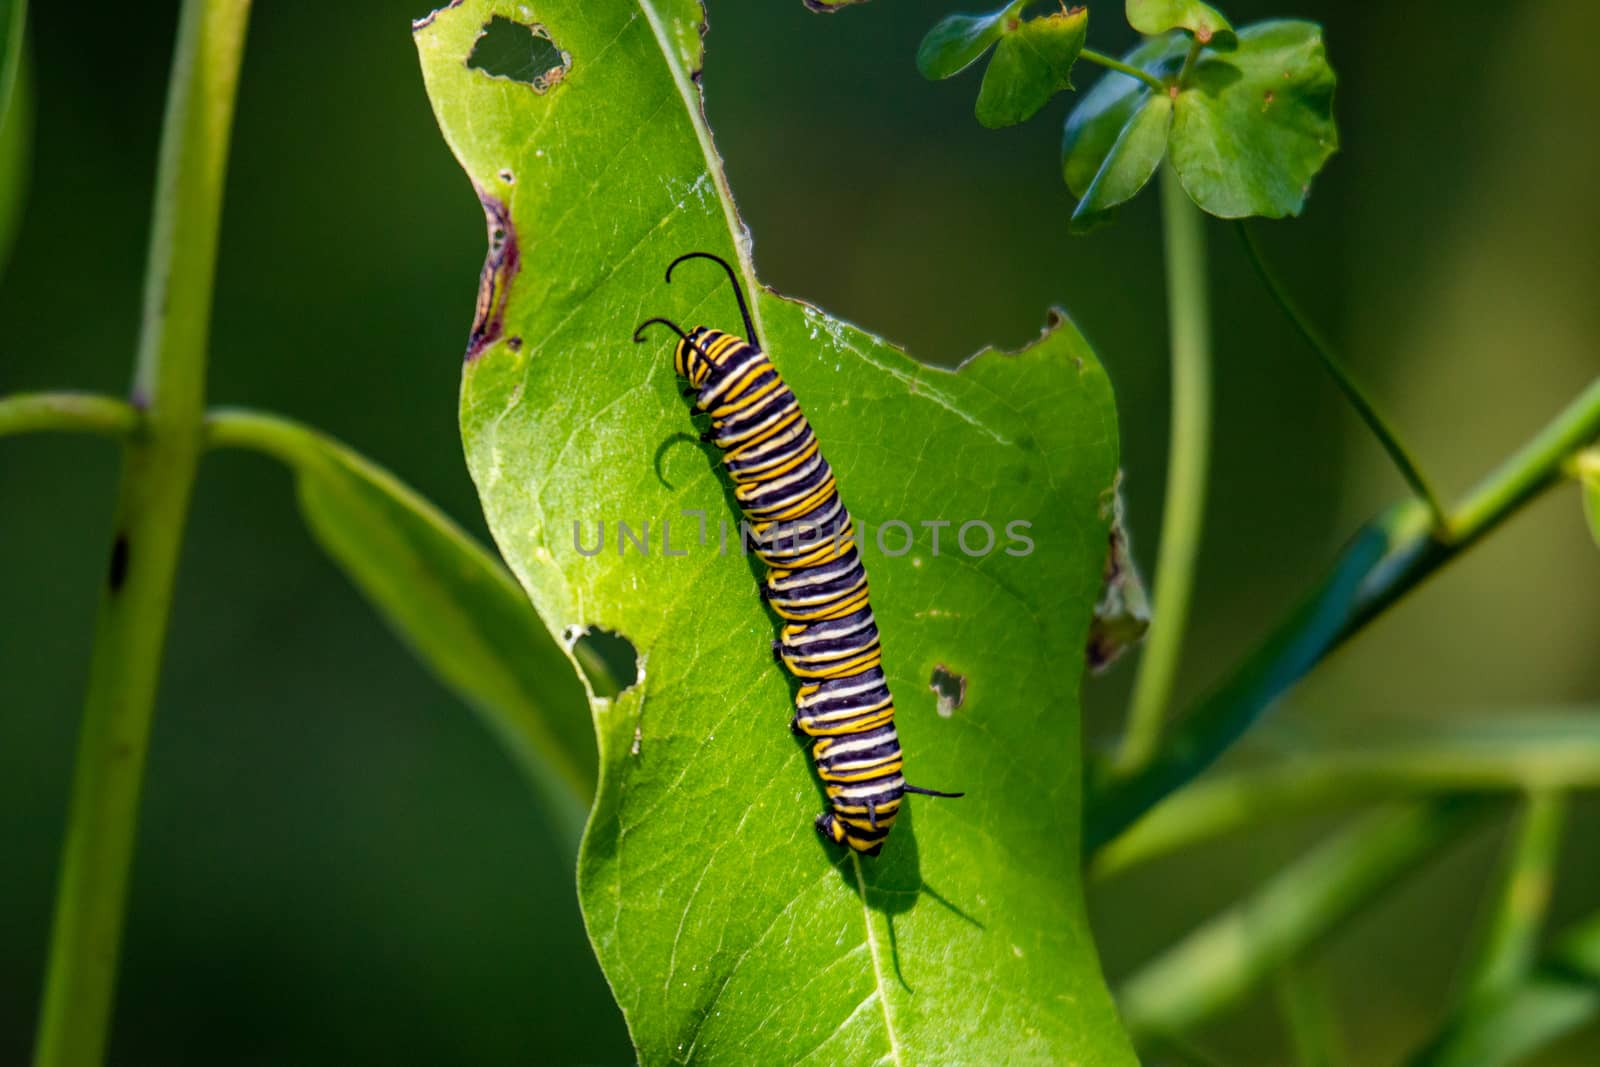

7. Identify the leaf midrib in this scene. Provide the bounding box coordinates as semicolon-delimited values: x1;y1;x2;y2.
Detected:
632;3;905;1062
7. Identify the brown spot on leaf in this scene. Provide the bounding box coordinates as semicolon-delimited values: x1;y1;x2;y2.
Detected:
930;665;967;717
411;0;463;32
108;534;130;592
466;189;520;362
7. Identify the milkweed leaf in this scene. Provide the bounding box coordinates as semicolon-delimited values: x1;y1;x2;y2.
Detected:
417;2;1134;1064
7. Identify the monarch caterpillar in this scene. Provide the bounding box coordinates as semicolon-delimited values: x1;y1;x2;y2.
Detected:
635;252;962;856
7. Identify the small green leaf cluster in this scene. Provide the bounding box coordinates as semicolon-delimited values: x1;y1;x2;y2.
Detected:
919;0;1338;229
917;0;1088;128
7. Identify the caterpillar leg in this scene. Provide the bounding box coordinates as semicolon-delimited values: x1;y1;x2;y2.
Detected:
789;714;806;737
815;811;846;845
815;811;885;857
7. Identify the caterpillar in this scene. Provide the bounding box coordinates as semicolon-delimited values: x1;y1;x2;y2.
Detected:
634;252;962;856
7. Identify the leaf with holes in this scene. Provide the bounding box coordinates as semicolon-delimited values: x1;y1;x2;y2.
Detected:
417;2;1134;1064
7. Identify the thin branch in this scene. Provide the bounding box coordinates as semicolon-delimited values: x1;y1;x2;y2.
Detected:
32;5;251;1065
1092;712;1600;878
1409;909;1600;1067
1080;47;1168;94
1112;164;1212;777
1087;377;1600;855
1274;962;1346;1067
1118;800;1489;1042
1455;791;1567;1010
1236;222;1450;535
0;392;140;440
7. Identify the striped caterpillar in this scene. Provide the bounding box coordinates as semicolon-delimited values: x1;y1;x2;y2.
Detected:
635;253;961;855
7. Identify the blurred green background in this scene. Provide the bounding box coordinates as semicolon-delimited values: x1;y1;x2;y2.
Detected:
2;1;1596;1063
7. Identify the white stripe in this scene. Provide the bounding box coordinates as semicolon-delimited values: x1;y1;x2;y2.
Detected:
696;348;766;405
823;729;898;758
798;676;883;706
835;777;905;799
788;612;875;646
714;393;796;441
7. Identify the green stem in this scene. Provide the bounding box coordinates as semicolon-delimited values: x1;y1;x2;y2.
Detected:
0;393;140;440
1176;39;1203;86
1112;164;1212;777
1118;799;1489;1041
1091;712;1600;878
1409;910;1600;1067
1274;962;1345;1067
1236;222;1450;536
33;5;250;1066
1080;47;1169;94
1456;792;1566;1009
1087;377;1600;855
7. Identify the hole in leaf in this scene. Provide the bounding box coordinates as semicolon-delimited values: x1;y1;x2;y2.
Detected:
929;665;966;718
467;16;571;92
571;626;639;699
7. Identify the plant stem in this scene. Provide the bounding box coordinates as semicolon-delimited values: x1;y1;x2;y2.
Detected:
0;393;140;440
1274;962;1345;1067
1236;222;1450;535
1092;712;1600;879
1409;909;1600;1067
1118;799;1488;1041
1456;791;1566;1009
1087;376;1600;855
33;5;250;1066
1176;39;1202;86
1112;164;1212;777
1080;47;1169;94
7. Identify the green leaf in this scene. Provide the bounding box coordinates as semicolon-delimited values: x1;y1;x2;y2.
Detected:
1071;92;1171;232
208;410;596;845
1061;32;1187;199
416;3;1136;1064
0;0;30;277
1125;0;1236;49
1169;20;1339;219
916;0;1025;81
975;7;1088;129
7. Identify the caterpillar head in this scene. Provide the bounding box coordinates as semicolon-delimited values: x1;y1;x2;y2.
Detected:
673;325;720;386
